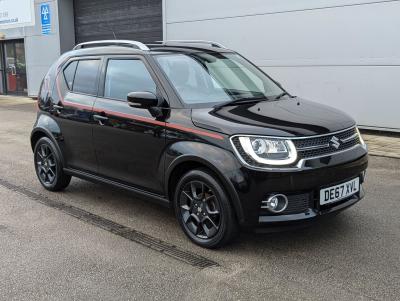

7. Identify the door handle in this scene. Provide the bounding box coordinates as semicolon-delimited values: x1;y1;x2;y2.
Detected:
52;104;63;114
93;114;109;125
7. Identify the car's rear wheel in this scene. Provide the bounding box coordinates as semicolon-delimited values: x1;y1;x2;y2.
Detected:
34;137;71;191
174;169;238;249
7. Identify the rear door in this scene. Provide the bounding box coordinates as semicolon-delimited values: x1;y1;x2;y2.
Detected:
51;57;101;172
92;55;167;194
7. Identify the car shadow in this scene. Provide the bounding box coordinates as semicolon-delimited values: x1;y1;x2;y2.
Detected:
64;177;362;257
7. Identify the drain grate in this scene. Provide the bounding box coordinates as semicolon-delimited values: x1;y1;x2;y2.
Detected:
0;178;219;269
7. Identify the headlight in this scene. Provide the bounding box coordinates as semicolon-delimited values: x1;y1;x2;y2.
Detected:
236;136;297;166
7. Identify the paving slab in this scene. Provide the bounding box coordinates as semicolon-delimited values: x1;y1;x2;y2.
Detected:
363;133;400;159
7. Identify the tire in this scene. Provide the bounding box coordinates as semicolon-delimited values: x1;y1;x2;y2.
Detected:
34;137;71;191
173;169;238;249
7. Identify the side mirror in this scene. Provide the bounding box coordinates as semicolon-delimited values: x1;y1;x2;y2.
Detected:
127;92;159;109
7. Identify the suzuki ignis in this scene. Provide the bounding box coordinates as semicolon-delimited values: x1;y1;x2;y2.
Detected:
31;40;368;248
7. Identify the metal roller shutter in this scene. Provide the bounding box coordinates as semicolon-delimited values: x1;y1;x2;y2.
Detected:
73;0;162;44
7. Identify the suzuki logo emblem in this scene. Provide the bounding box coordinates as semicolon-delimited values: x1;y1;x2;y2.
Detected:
330;136;341;149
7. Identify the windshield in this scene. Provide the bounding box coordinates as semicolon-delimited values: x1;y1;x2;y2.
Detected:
154;52;284;106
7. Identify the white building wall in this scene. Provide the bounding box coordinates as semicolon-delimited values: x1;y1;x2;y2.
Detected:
26;0;62;97
0;0;75;97
164;0;400;131
0;0;61;97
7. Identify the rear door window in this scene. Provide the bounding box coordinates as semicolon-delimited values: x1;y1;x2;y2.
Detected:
63;61;78;90
104;59;157;101
73;59;100;95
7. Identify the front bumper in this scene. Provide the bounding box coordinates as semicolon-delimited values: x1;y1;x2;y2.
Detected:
232;148;368;228
255;185;364;233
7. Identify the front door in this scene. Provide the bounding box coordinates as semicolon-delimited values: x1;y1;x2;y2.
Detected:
93;56;166;194
3;40;27;95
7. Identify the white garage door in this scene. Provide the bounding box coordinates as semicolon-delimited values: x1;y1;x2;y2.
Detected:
164;0;400;131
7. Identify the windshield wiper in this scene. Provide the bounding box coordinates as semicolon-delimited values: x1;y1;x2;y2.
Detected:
215;96;269;108
274;91;293;101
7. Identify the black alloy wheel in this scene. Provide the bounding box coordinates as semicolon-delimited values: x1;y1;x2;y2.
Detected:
179;180;221;239
174;169;238;248
34;137;71;191
35;143;57;185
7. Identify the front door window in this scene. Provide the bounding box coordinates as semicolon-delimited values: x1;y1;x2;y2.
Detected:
104;59;157;101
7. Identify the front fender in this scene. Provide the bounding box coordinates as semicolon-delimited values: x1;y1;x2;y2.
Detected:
165;141;246;224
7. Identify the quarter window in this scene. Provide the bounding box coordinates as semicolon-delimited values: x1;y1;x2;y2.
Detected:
104;59;157;101
73;59;100;95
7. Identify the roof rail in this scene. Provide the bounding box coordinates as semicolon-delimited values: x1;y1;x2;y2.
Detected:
155;40;227;49
73;40;149;51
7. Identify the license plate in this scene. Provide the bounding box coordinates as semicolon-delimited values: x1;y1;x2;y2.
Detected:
320;178;360;205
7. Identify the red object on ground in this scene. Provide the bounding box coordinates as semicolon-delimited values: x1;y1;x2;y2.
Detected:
7;74;17;92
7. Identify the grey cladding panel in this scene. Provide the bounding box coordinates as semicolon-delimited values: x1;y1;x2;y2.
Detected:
74;0;162;43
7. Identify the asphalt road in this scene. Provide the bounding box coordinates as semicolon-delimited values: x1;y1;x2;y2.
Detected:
0;99;399;300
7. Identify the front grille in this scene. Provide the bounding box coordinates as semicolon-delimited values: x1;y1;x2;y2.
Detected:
293;127;359;159
261;193;311;215
231;127;360;168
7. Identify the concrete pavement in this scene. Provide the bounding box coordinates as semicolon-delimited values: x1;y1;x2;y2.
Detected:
363;133;400;159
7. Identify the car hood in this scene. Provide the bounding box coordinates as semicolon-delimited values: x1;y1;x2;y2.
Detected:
191;98;355;137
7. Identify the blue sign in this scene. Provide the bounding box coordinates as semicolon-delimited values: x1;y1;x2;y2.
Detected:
40;4;51;35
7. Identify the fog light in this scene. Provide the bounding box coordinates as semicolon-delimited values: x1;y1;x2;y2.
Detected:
262;194;288;213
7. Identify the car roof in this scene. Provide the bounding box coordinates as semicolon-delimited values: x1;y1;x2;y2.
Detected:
147;43;234;54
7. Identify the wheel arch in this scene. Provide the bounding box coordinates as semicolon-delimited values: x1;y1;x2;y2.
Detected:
31;127;65;166
165;155;245;224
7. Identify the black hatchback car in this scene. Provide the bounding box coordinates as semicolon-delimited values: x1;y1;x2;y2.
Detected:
32;40;368;248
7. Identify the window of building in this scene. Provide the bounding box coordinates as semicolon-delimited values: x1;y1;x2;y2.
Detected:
73;60;100;95
104;59;156;101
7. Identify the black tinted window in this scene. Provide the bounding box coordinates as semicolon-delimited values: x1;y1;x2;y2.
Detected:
104;59;156;101
73;60;100;95
63;61;78;90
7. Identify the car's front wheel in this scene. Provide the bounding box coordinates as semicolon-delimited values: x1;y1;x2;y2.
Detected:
34;137;71;191
174;169;238;249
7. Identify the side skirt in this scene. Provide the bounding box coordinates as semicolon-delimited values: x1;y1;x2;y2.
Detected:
63;168;170;208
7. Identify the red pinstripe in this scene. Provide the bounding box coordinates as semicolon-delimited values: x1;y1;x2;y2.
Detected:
54;74;224;140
